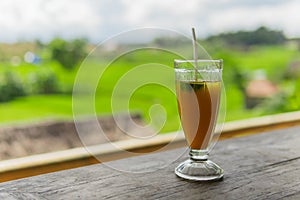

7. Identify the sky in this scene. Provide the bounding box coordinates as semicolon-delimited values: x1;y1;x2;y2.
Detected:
0;0;299;43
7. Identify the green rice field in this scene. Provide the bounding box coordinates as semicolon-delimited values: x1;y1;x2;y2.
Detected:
1;44;299;133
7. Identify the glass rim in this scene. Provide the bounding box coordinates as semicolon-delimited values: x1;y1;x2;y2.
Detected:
174;59;223;63
174;59;223;70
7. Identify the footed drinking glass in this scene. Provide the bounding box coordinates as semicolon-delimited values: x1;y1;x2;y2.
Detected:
174;59;224;181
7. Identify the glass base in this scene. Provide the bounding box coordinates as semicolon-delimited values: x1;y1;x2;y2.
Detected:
175;159;224;181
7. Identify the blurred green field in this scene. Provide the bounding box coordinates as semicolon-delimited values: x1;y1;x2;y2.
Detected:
214;45;300;121
0;44;299;133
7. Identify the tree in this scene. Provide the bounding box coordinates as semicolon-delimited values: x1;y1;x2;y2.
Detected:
0;72;26;102
49;38;87;70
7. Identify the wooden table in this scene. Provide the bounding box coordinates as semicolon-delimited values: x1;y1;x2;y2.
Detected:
0;126;299;199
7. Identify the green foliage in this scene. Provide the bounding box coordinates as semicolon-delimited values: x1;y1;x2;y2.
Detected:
28;70;59;94
0;71;26;102
286;79;300;111
49;38;87;70
257;79;300;115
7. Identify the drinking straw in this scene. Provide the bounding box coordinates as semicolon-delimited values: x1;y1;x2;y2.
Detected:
192;28;198;81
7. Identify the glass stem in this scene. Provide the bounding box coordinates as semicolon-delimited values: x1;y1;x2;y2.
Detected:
189;149;208;161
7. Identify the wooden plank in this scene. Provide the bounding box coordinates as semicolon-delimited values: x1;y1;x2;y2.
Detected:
0;131;185;182
0;125;299;199
221;110;300;139
1;111;300;183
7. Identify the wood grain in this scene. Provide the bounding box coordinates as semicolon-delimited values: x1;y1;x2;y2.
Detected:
0;125;299;199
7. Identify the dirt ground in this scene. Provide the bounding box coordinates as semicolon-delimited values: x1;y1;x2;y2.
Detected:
0;114;154;160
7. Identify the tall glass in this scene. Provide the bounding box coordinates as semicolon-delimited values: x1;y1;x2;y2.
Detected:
174;59;224;181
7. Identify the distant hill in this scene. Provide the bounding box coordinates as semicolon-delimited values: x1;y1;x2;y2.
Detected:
206;26;286;46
